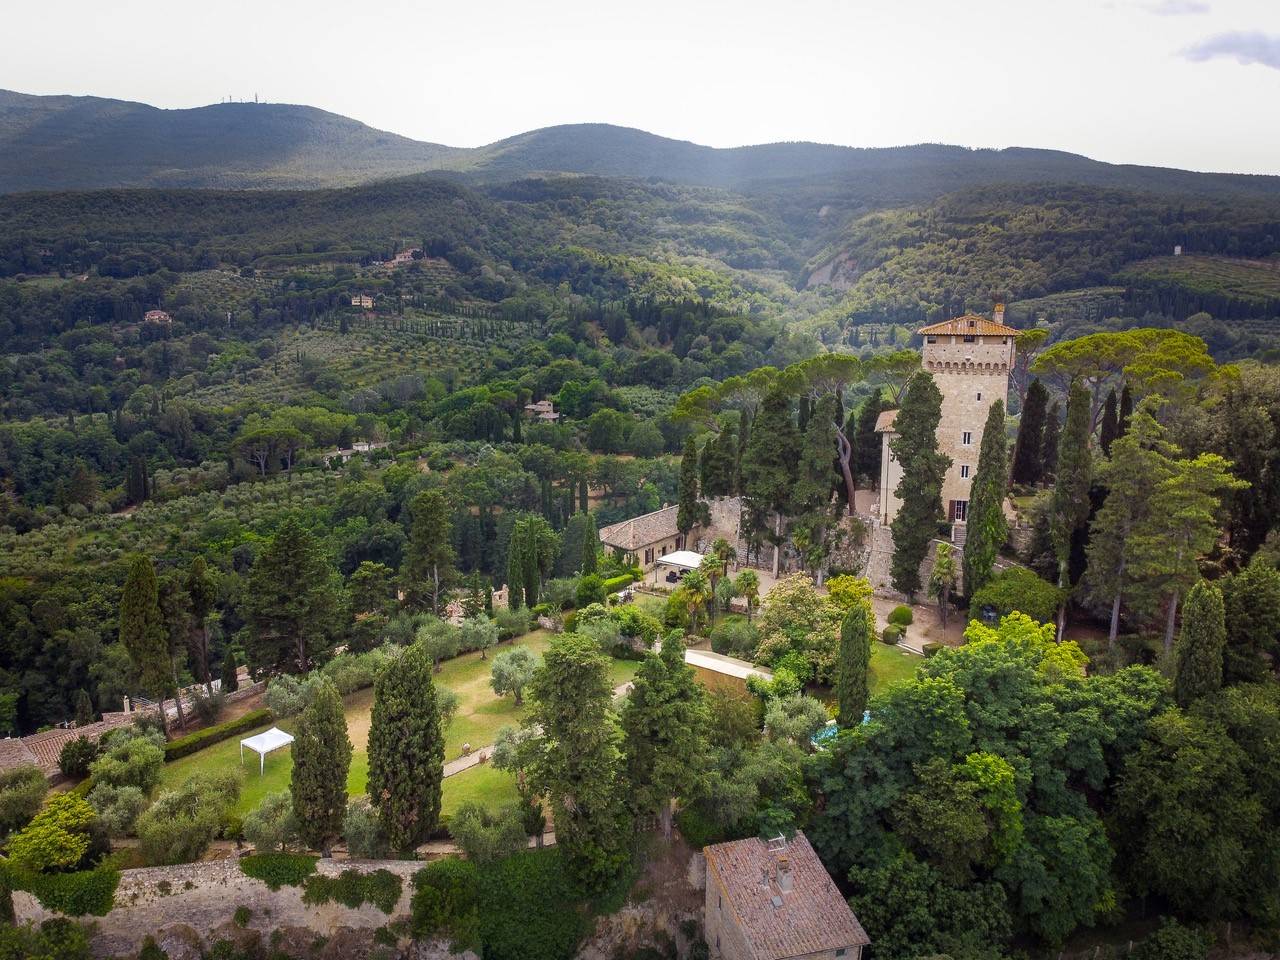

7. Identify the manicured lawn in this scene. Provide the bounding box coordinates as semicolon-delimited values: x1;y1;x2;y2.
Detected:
156;630;637;818
870;641;921;693
441;764;520;817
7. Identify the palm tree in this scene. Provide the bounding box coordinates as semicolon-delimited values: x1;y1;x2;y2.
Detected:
711;537;738;571
930;542;958;628
699;554;725;593
682;569;714;632
735;570;760;620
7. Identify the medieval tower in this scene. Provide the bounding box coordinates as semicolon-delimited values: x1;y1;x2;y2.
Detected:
878;305;1017;528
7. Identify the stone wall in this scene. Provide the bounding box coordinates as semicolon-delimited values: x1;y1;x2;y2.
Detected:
13;856;423;958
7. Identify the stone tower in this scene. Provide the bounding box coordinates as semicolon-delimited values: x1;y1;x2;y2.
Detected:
877;306;1016;526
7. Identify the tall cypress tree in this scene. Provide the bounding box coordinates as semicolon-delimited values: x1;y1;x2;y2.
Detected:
1011;379;1048;485
403;490;456;615
853;392;886;485
1049;384;1093;638
367;641;444;852
580;512;598;575
120;555;170;730
836;602;872;727
889;373;950;599
1099;389;1120;457
1174;580;1226;708
742;386;799;576
735;410;751;495
1117;384;1133;439
506;525;525;610
1041;402;1061;480
292;677;352;854
677;435;708;538
963;401;1009;598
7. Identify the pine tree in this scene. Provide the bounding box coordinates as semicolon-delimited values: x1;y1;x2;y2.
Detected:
528;633;631;892
1099;389;1120;457
1041;402;1061;479
836;602;872;726
742;386;800;576
962;400;1009;598
120;555;170;731
1011;379;1048;485
621;635;708;838
677;436;708;538
1049;385;1093;638
889;373;950;599
1174;580;1226;708
292;676;352;854
367;641;444;852
403;490;456;615
245;518;340;672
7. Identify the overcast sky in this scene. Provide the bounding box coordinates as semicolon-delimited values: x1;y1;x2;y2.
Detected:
5;0;1279;174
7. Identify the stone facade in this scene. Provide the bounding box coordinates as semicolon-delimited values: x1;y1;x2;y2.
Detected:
879;309;1016;526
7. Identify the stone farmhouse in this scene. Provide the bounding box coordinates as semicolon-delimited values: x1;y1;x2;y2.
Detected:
877;305;1017;532
704;831;869;960
598;503;683;570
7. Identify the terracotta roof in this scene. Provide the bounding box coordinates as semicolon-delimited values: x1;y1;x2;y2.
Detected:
598;504;679;551
918;314;1020;337
704;832;869;960
874;409;898;433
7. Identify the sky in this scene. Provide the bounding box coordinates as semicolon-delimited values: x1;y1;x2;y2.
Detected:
4;0;1279;174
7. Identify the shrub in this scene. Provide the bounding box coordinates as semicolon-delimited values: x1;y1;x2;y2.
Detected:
163;708;273;761
921;641;943;659
0;861;119;917
411;858;480;947
968;566;1064;626
494;607;531;641
448;803;528;865
476;849;587;960
881;624;904;645
264;674;325;718
675;805;726;849
303;869;402;914
343;798;389;859
887;605;914;627
86;784;148;837
189;688;224;724
576;574;607;608
135;772;240;866
0;918;93;957
602;573;634;593
7;793;98;872
243;791;300;853
541;578;579;612
88;736;164;792
1133;918;1212;960
233;905;252;928
240;853;318;890
0;765;48;834
321;646;398;696
58;738;100;780
709;616;758;658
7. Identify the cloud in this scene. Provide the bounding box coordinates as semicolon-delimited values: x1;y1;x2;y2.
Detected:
1146;0;1210;14
1182;31;1280;70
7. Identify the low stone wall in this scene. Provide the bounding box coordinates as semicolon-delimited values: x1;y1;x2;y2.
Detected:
13;856;422;958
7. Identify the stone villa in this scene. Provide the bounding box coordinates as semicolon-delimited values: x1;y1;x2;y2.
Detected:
704;832;869;960
877;305;1017;528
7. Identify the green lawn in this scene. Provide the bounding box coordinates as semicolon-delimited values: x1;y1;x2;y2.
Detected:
156;630;639;818
870;642;922;694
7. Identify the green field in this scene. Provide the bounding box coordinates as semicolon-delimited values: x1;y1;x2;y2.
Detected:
157;630;638;818
1117;254;1280;306
870;642;922;693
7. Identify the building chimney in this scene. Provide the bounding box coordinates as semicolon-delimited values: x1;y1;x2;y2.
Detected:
993;303;1005;325
777;856;793;893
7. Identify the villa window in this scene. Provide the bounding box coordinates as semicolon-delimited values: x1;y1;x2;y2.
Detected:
962;431;973;445
926;336;937;344
976;391;982;401
963;335;975;343
961;465;970;479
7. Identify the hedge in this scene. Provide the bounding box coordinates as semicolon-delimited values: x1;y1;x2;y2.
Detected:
921;641;943;658
602;574;634;594
164;709;273;761
881;624;904;645
303;869;402;914
0;859;119;917
239;853;317;890
887;605;914;627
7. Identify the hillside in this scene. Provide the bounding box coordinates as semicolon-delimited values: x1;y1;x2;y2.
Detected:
6;90;1280;208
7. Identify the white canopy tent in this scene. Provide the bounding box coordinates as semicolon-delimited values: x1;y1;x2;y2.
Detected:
240;727;295;775
652;549;706;586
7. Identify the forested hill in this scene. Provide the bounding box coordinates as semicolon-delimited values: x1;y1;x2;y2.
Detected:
6;89;1280;205
0;89;465;193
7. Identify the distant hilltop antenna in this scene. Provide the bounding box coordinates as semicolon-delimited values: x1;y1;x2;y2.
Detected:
255;92;259;104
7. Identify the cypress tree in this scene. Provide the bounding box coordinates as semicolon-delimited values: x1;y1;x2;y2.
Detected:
1117;384;1133;439
120;554;170;726
578;477;589;514
73;689;94;727
742;386;800;576
126;455;149;506
889;373;950;599
511;410;522;444
403;490;456;615
580;512;598;575
220;649;239;692
735;409;752;495
1099;389;1120;457
853;392;886;485
506;529;524;610
677;436;708;538
836;602;872;727
292;677;352;854
367;641;444;852
1049;384;1093;638
1011;379;1048;485
1041;402;1061;480
1174;580;1226;708
521;523;541;608
1221;555;1280;684
963;400;1009;598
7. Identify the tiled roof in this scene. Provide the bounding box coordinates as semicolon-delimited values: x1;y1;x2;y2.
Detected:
704;832;869;960
598;504;679;551
918;315;1020;337
874;409;898;433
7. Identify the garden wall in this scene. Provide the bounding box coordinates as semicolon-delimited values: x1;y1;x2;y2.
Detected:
12;856;420;958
